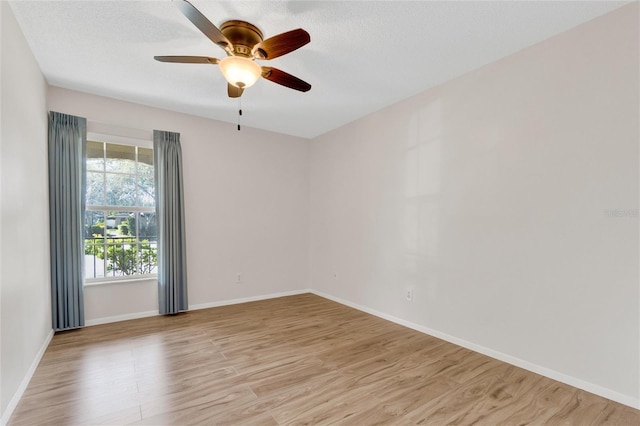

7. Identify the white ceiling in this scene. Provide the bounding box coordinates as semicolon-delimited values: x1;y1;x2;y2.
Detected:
9;0;628;139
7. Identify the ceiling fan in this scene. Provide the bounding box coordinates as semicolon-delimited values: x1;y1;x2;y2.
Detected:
155;0;312;98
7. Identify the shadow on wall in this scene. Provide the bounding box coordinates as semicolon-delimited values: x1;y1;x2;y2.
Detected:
403;100;443;310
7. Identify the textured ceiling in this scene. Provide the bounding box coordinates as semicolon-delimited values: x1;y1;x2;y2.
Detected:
9;0;628;139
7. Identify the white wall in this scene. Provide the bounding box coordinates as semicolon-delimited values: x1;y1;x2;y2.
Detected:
310;3;639;407
0;1;52;419
48;88;310;323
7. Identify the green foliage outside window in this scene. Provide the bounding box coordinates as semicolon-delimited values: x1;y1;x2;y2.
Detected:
84;237;157;276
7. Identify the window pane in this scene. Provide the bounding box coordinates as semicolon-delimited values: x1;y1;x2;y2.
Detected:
84;211;105;279
106;243;125;276
105;173;136;206
84;211;105;238
86;172;104;206
87;141;104;171
106;241;138;276
138;212;158;274
139;241;158;275
84;244;105;279
105;143;135;173
138;212;156;240
138;147;153;175
105;211;135;237
138;174;155;207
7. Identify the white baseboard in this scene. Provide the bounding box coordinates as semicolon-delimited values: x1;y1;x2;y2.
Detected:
84;289;313;326
189;289;311;311
85;310;158;326
1;329;54;426
310;290;640;410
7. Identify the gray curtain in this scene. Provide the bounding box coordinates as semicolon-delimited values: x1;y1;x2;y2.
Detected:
154;130;188;314
49;111;86;330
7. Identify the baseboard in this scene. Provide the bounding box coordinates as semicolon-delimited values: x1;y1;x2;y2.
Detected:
84;289;312;326
1;329;54;426
310;290;640;410
85;310;158;326
189;288;311;311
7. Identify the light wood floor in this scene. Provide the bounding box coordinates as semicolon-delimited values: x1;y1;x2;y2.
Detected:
8;293;640;425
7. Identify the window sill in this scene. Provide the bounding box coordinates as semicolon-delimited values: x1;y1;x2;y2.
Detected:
84;275;157;287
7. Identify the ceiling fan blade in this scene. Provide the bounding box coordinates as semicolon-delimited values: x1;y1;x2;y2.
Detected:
228;84;244;98
154;56;219;64
252;28;310;60
261;67;311;92
175;0;232;53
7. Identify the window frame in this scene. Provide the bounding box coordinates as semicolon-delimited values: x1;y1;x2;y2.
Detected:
84;132;157;285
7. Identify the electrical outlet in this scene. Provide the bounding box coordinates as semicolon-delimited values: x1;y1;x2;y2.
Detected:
236;273;242;284
405;288;414;302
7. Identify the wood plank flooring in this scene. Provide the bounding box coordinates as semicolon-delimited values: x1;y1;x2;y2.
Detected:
8;293;640;425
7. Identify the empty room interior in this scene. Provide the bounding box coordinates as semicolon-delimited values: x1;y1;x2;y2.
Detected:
1;0;639;425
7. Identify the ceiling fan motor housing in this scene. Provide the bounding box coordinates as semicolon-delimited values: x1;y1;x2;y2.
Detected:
220;20;264;57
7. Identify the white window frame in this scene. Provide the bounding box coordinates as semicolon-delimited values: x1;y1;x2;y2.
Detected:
84;132;157;285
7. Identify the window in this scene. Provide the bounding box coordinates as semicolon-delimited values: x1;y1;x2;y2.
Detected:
84;137;157;282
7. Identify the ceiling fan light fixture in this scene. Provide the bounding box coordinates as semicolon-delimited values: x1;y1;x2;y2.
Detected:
219;56;261;88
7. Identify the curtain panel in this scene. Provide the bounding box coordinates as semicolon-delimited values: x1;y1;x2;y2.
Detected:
49;111;86;330
154;130;188;314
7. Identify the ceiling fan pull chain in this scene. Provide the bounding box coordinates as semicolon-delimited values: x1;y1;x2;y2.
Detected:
237;97;242;131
